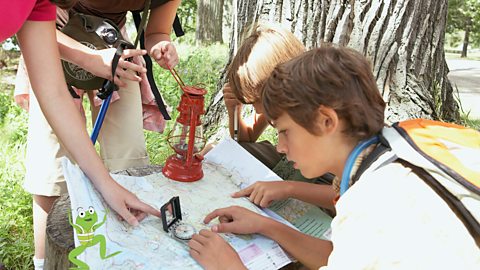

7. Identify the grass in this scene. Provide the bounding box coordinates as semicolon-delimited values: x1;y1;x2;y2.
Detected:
0;64;33;269
463;118;480;130
0;41;228;269
452;84;480;130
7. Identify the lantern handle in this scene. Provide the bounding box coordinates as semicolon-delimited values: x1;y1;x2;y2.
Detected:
166;63;186;88
166;64;197;101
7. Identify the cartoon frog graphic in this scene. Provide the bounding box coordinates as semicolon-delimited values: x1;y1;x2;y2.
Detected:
68;206;121;269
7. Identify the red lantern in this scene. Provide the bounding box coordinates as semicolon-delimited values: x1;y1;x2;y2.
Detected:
162;69;207;182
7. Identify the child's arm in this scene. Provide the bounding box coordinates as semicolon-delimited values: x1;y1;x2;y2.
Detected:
287;181;336;211
223;83;269;142
17;20;160;226
232;181;336;211
193;206;332;270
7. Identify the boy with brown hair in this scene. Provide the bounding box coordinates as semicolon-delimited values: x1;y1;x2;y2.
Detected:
188;46;480;269
218;24;336;211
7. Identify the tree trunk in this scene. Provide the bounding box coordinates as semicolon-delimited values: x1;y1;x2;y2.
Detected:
461;18;471;58
204;0;459;138
196;0;225;45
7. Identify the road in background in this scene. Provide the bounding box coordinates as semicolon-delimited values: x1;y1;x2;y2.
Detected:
446;59;480;119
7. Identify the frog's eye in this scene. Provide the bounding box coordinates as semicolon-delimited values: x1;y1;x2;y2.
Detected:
88;206;95;214
78;210;86;218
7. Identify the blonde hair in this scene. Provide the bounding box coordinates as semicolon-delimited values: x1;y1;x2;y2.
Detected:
227;24;305;104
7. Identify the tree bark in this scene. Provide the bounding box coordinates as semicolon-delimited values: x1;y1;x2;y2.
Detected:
461;18;471;58
196;0;225;45
204;0;459;138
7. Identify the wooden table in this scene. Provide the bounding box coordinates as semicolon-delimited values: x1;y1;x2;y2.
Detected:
44;164;302;270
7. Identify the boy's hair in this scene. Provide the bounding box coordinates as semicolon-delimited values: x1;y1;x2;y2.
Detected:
263;46;386;140
227;24;305;104
50;0;78;9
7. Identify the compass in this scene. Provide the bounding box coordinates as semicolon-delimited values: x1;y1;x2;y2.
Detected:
160;196;196;246
173;223;196;241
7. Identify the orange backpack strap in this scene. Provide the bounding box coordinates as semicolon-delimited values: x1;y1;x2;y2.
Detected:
395;119;480;194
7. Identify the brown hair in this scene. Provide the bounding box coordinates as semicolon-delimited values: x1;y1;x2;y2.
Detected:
262;45;386;140
50;0;78;9
227;24;305;104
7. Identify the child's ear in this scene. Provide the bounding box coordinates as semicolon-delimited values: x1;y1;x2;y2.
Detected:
316;106;338;134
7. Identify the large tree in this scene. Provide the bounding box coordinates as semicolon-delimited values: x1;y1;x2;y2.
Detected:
204;0;460;138
196;0;225;45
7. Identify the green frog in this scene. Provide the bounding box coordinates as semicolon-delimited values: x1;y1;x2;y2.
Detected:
68;206;121;269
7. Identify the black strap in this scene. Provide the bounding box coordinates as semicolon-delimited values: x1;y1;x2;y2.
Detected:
397;159;480;248
67;85;80;99
132;11;171;120
173;15;185;37
96;43;130;99
133;0;151;48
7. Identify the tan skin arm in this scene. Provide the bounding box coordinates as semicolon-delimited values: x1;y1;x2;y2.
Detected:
260;217;332;269
288;181;336;211
191;206;332;269
233;180;336;211
56;30;147;87
144;0;181;69
223;83;269;142
17;20;160;225
230;105;269;142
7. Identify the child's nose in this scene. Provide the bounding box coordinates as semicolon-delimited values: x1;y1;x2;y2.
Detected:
276;140;287;154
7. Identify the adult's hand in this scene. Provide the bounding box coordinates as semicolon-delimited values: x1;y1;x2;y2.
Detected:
150;41;179;69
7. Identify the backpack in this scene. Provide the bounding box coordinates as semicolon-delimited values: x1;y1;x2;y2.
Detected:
347;119;480;247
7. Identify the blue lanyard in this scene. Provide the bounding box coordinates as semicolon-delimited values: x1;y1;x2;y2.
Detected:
339;136;380;196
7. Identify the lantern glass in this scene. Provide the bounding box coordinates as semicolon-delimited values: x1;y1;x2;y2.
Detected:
168;121;205;159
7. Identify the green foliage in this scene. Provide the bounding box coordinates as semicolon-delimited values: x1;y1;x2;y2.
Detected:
447;0;480;32
0;89;33;270
257;125;278;145
0;93;28;144
463;118;480;130
177;0;197;34
173;31;197;46
445;32;463;48
447;0;480;47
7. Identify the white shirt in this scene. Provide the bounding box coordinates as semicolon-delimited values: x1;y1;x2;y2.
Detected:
320;162;480;270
